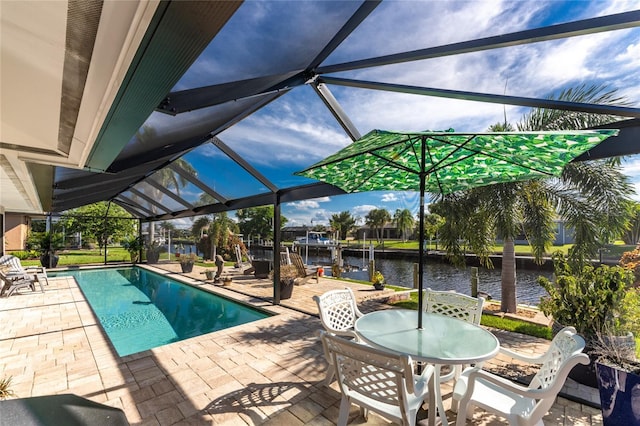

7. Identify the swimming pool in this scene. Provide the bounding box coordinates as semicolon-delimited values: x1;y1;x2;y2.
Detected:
51;267;270;356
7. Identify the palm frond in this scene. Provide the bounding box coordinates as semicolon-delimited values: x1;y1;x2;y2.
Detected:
517;83;631;131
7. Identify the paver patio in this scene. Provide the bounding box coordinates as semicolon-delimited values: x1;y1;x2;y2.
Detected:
0;262;603;425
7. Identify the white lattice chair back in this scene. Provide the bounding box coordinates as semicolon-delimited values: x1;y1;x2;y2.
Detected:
321;331;429;426
424;288;484;325
313;288;364;338
530;326;586;390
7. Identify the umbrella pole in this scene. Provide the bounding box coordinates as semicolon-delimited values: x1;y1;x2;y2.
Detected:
418;136;427;329
418;175;425;329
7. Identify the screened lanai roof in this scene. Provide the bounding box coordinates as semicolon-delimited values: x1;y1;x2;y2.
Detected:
3;2;640;220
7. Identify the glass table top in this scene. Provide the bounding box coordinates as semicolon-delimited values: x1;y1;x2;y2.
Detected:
355;309;500;364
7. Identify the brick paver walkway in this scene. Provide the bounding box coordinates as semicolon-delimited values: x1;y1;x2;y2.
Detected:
0;263;603;425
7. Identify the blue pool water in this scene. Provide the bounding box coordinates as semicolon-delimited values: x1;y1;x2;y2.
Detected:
51;267;270;356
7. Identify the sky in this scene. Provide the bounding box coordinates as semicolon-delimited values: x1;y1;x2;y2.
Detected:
156;1;640;230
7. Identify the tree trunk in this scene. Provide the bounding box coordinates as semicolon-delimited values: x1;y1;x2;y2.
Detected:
500;237;517;313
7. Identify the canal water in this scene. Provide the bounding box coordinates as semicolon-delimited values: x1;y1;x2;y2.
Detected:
275;250;553;307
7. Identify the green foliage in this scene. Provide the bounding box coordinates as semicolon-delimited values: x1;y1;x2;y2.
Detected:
8;250;33;260
329;211;357;240
365;208;391;243
121;236;143;262
391;292;551;339
121;236;143;253
423;213;445;242
538;252;634;338
236;206;286;240
198;212;241;260
26;231;63;254
371;270;385;285
393;208;415;242
59;202;136;252
622;201;640;245
480;315;552;339
620;287;640;338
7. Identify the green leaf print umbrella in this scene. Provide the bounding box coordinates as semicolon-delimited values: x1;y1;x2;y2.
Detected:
295;129;618;329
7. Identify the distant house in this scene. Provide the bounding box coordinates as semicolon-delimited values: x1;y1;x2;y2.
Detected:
511;220;575;245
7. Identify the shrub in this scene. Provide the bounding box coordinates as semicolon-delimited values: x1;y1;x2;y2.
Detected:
619;245;640;285
538;252;634;338
9;250;32;260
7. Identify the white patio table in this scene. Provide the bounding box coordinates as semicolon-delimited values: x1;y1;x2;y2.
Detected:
354;309;500;426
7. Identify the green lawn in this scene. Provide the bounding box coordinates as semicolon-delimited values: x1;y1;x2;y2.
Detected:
341;239;575;256
20;247;139;267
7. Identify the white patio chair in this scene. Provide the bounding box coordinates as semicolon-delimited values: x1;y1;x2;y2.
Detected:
321;331;433;426
313;288;365;386
452;326;589;426
424;288;484;383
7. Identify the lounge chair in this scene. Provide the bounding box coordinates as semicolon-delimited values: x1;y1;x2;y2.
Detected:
0;270;40;297
289;252;319;284
234;245;254;274
0;255;48;286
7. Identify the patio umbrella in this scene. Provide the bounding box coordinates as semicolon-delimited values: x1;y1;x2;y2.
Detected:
295;129;618;329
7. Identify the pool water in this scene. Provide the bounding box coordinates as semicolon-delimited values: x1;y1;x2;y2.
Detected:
52;267;270;356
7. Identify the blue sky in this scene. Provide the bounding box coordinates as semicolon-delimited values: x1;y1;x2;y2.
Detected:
162;1;640;229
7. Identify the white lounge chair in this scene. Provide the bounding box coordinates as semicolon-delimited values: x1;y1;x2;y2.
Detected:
452;326;589;426
0;255;47;289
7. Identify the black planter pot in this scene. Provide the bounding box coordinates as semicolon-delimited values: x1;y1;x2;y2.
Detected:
374;282;385;291
146;250;160;264
181;262;194;273
40;254;59;268
280;279;294;300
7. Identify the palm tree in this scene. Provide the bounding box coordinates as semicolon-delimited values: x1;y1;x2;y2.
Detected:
191;216;211;240
435;84;634;313
365;208;391;243
133;125;198;242
393;208;414;242
330;211;357;240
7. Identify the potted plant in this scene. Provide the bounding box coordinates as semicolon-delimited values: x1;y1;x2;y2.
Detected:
372;270;385;290
180;253;197;273
202;269;215;281
121;236;143;263
270;264;298;300
538;252;636;387
145;240;162;264
27;231;63;268
593;319;640;425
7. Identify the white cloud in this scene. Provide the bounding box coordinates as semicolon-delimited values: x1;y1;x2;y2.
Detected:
623;157;640;177
381;193;398;202
352;204;377;218
289;200;320;210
